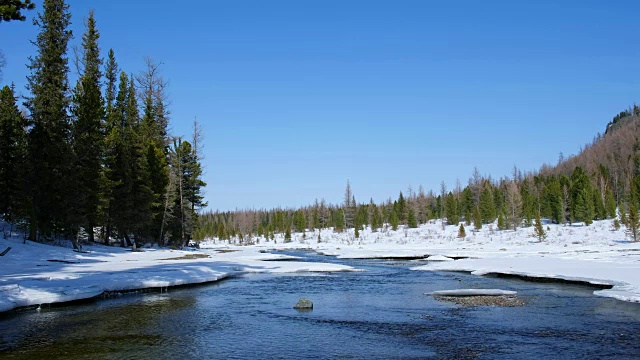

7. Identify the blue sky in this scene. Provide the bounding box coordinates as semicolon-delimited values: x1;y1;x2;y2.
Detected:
2;0;640;211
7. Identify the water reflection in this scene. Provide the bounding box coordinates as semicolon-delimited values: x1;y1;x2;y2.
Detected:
1;251;639;359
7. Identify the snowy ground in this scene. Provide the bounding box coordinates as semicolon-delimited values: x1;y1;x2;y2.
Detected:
1;218;639;313
0;233;357;313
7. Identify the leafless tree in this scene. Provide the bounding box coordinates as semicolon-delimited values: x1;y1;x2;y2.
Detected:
506;181;522;230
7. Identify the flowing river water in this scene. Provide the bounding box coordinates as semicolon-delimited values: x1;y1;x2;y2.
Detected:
1;250;639;359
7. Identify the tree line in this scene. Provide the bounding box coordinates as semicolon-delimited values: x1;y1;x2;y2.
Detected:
197;115;640;244
0;0;206;248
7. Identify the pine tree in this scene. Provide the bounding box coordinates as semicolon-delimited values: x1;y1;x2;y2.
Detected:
101;49;118;243
444;192;459;225
284;224;292;243
0;85;28;225
407;208;418;228
25;0;73;240
479;186;496;223
390;210;399;231
497;212;506;230
0;0;35;22
625;180;640;242
397;192;406;223
334;208;345;232
138;58;170;243
625;198;639;242
605;189;617;219
70;10;104;243
458;223;466;238
533;211;546;241
473;207;482;230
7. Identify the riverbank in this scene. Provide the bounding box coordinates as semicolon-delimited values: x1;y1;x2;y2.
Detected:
2;218;639;313
237;218;640;303
0;236;358;314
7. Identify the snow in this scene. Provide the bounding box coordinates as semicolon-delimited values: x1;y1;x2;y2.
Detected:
215;218;640;303
2;217;640;313
428;289;517;296
0;236;358;313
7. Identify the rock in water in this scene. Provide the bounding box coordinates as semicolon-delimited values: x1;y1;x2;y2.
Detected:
294;298;313;310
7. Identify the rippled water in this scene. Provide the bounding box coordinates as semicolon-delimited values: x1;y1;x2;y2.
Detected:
1;251;639;359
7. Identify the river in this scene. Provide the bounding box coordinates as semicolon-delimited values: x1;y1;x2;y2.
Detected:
1;250;639;359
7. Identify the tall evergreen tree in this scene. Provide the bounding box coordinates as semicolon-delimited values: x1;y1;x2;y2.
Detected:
25;0;73;240
390;210;399;231
101;48;118;243
479;186;496;223
70;10;104;243
0;85;28;225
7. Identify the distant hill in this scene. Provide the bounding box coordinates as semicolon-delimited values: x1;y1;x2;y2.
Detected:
543;113;640;202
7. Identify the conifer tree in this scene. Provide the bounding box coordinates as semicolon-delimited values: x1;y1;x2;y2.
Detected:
458;223;466;238
0;85;28;225
625;178;640;242
444;192;459;225
334;208;345;232
284;224;292;242
479;186;496;223
0;0;35;22
101;48;118;243
397;192;406;223
407;208;418;228
497;212;506;230
533;211;546;241
605;189;617;219
25;0;73;240
473;207;482;230
70;10;104;243
390;210;399;231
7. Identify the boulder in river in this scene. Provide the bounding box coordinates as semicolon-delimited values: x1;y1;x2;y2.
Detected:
294;298;313;310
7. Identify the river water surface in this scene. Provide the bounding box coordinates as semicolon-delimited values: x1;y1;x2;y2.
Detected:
1;250;639;359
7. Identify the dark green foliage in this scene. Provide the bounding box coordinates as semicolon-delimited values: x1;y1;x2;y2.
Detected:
473;207;482;230
293;209;306;232
396;192;406;222
460;187;474;216
541;177;563;223
284;224;291;242
479;186;496;223
625;195;640;242
70;11;104;242
25;0;74;239
334;208;345;232
407;208;417;228
0;0;35;22
570;167;594;225
0;85;28;223
390;210;399;231
444;193;459;225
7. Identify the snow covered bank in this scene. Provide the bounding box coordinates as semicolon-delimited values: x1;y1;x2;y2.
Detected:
0;237;358;314
209;218;640;303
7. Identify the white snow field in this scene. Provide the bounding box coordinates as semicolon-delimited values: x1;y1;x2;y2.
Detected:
1;217;639;313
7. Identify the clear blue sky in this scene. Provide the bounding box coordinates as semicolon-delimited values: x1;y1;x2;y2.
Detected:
2;0;640;211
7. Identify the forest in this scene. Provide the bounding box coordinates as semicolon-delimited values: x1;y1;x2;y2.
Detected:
196;111;640;244
0;0;206;249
